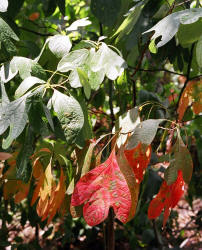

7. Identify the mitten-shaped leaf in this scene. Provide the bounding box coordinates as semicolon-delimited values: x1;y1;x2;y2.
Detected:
71;150;132;226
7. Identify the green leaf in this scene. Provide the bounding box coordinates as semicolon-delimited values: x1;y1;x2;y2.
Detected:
91;0;122;27
173;134;193;184
51;90;84;144
196;35;202;68
90;42;127;80
113;3;143;43
126;119;164;149
48;35;72;58
57;49;89;72
0;62;18;83
0;0;8;12
77;68;91;99
143;8;202;47
164;162;178;185
114;107;140;148
178;19;202;46
15;76;45;98
149;39;158;54
16;126;34;183
10;57;38;79
0;17;19;54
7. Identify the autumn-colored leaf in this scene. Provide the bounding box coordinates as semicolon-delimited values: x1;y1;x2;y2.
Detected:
0;152;12;161
124;143;151;183
71;150;133;226
148;170;185;227
177;79;202;121
15;181;30;203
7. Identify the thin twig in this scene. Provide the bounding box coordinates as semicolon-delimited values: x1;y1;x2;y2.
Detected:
138;68;185;76
19;27;53;36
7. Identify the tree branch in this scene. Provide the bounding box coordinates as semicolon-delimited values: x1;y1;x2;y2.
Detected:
19;27;53;37
138;68;185;76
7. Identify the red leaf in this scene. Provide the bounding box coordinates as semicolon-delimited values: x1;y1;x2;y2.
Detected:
71;150;132;226
124;143;151;183
148;170;185;227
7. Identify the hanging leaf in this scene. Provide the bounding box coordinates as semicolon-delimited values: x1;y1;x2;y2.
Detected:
177;79;202;121
114;107;140;148
71;150;133;226
51;90;84;144
148;170;185;227
143;8;202;48
173;134;193;184
196;35;202;68
126;119;164;150
66;17;92;32
113;2;144;43
124;143;151;184
48;35;72;58
0;17;19;55
77;68;91;99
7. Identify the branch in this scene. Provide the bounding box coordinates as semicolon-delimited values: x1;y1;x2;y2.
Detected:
138;68;185;76
189;74;202;81
19;27;53;37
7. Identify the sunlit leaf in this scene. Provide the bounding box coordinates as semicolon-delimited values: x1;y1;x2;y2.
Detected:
0;0;8;12
71;150;133;226
48;35;72;58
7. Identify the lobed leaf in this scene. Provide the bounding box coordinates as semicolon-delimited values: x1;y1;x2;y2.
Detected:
71;150;133;226
143;8;202;48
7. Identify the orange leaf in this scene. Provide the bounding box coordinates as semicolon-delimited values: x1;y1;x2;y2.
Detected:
0;152;12;161
29;12;40;21
124;143;151;183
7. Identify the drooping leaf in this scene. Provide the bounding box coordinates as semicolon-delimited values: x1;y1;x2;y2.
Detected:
113;2;144;43
143;8;202;48
196;35;202;68
91;0;122;27
114;107;140;148
177;79;202;121
0;17;19;54
71;150;133;226
48;35;72;58
51;90;84;144
148;170;185;227
77;68;91;99
0;0;8;12
126;119;164;150
16;126;34;183
164;162;178;185
124;143;151;184
15;76;45;98
173;134;193;184
0;92;29;149
57;49;89;72
0;62;18;83
117;147;140;221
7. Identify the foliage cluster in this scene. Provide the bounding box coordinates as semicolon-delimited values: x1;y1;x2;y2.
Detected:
0;0;201;249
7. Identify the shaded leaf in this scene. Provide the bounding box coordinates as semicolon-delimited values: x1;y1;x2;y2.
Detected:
148;170;185;227
196;35;202;68
124;143;151;183
126;119;164;150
